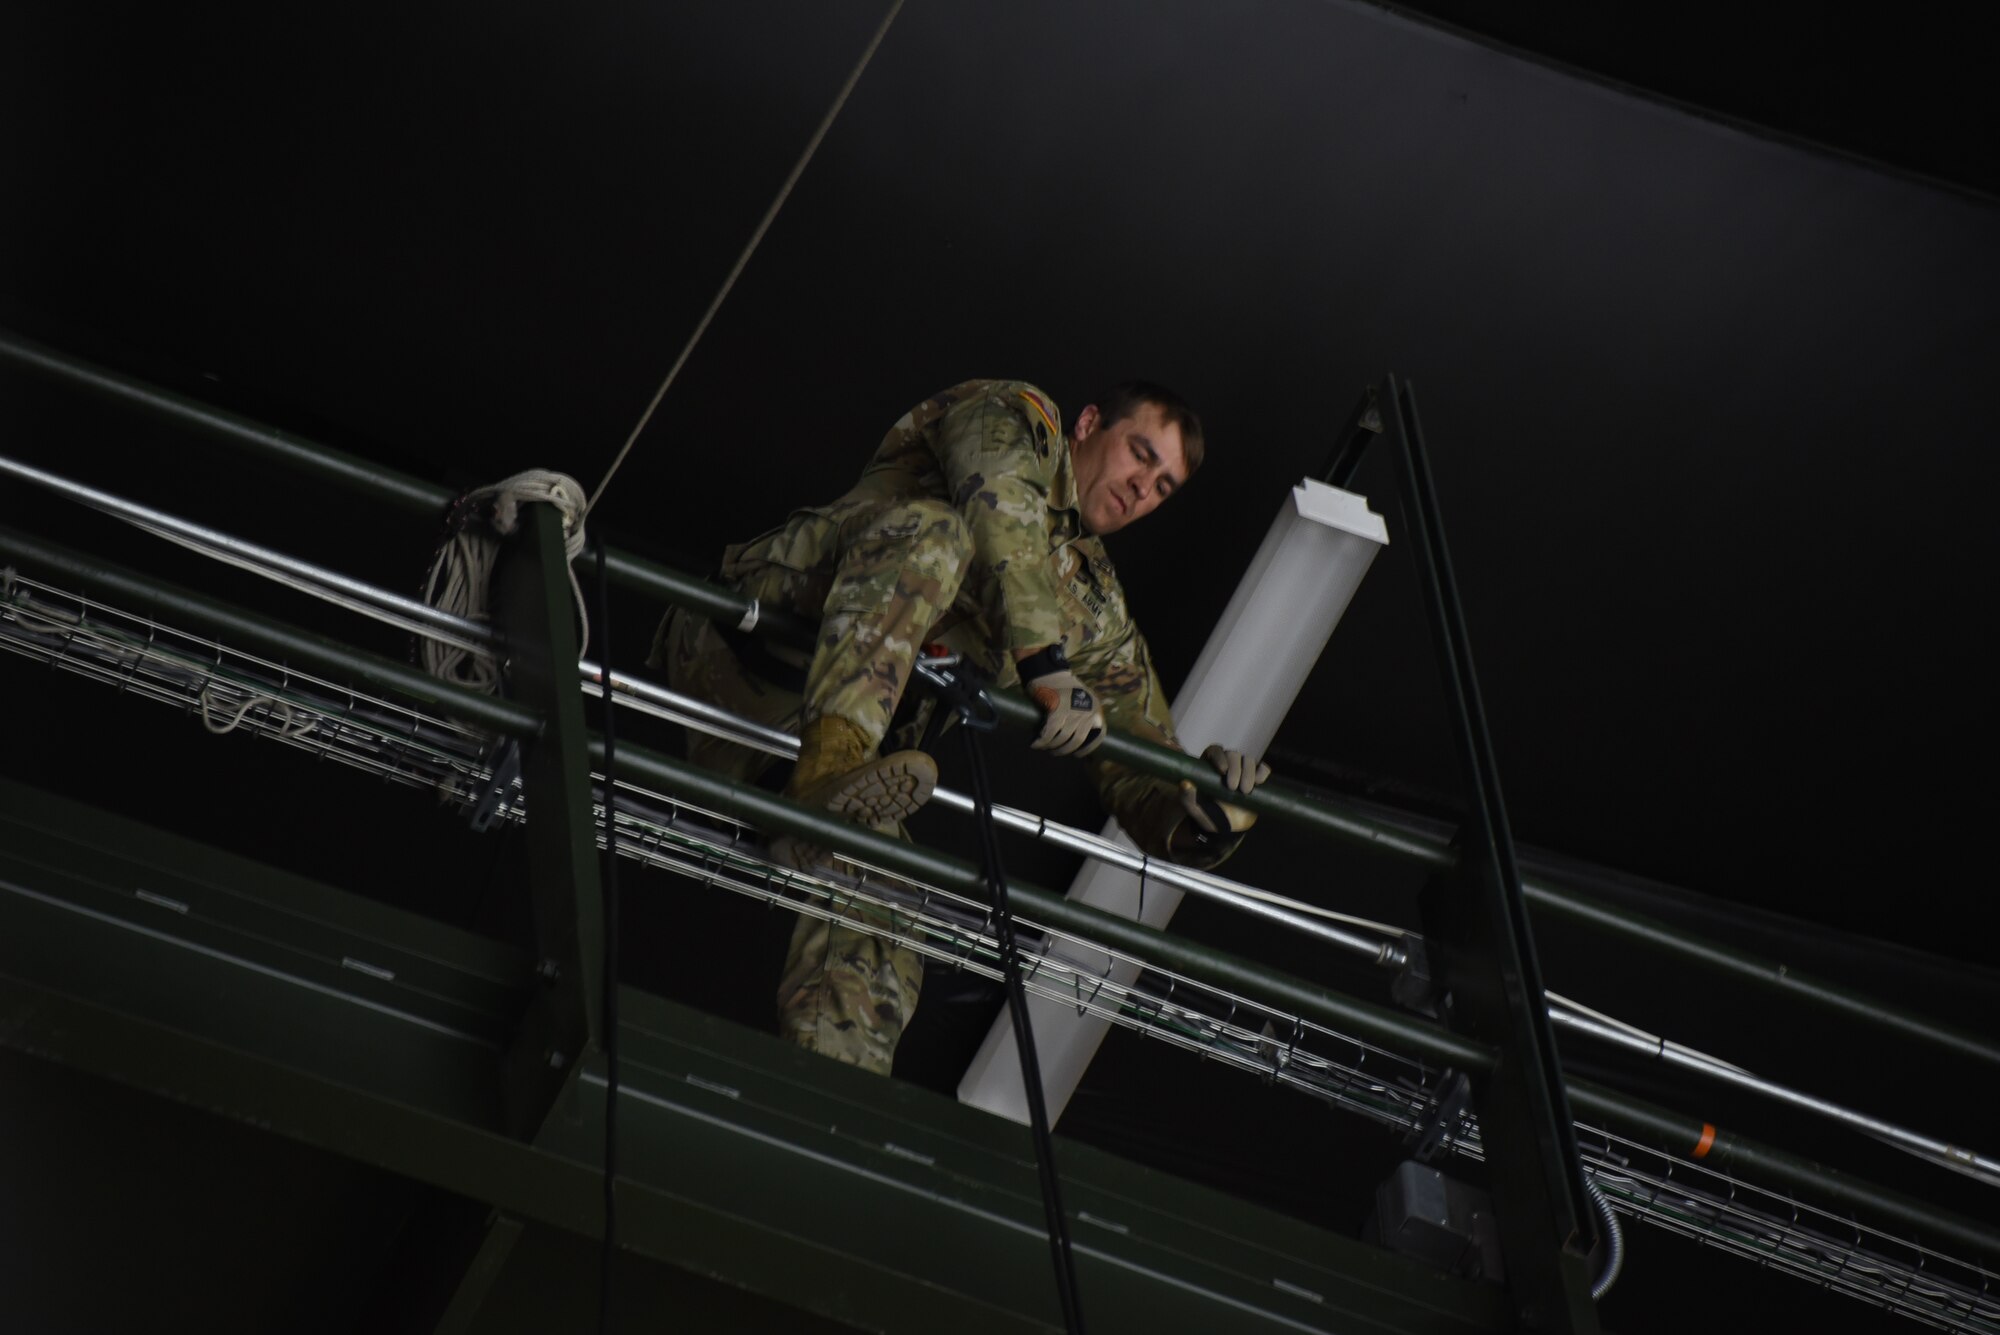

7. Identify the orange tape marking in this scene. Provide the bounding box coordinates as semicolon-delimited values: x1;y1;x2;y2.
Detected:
1692;1123;1717;1159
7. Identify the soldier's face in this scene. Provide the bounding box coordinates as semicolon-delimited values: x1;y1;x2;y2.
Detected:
1071;402;1188;535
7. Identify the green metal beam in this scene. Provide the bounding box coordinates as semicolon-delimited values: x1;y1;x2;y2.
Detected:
0;523;542;739
589;742;2000;1263
432;1212;525;1335
3;770;1995;1267
492;502;607;1136
0;326;457;516
6;325;1996;1077
0;781;1511;1335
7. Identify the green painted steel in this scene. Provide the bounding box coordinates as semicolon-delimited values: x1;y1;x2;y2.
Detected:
1564;1079;2000;1262
585;746;2000;1265
594;734;1496;1073
1385;376;1599;1334
492;503;607;1136
432;1214;525;1335
6;327;1996;1074
0;327;457;516
5;773;1996;1280
0;524;543;739
0;785;1511;1335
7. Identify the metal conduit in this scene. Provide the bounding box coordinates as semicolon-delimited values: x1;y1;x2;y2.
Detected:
1549;1010;2000;1186
583;655;2000;1188
595;732;2000;1264
1;523;1993;1264
0;430;1412;966
0;453;499;656
0;435;1398;964
585;660;1404;962
0;525;542;739
6;324;1997;1076
6;512;1988;1207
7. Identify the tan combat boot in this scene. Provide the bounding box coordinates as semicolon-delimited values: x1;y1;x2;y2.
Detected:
774;716;937;868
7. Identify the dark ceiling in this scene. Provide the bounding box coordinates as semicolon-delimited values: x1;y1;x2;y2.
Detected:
3;2;1996;1331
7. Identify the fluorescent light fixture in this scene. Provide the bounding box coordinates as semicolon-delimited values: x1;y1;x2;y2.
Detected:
958;477;1390;1126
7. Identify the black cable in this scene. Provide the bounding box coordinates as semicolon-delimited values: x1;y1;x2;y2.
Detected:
959;723;1087;1335
593;531;622;1333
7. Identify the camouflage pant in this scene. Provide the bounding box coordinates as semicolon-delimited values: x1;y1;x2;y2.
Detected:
653;496;978;1074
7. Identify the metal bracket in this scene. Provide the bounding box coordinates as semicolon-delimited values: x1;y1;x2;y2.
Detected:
914;646;999;732
1409;1071;1474;1163
466;739;523;832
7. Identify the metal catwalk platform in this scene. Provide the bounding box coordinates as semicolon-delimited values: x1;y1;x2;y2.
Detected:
2;330;1997;1333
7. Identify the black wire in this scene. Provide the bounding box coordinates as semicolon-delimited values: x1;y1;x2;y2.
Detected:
960;724;1087;1335
593;531;622;1334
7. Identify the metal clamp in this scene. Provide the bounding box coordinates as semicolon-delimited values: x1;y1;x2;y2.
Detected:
915;645;999;731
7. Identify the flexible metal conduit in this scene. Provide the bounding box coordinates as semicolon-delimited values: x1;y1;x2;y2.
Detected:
5;325;1997;1077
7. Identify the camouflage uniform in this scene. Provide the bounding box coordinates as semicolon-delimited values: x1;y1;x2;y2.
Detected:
653;379;1213;1074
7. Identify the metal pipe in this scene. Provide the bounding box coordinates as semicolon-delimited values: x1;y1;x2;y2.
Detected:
0;452;498;655
0;432;1382;962
1562;1077;2000;1262
596;733;1489;1073
586;662;1402;963
8;324;1995;1074
598;550;818;653
0;526;541;739
9;505;1968;1202
1550;1006;2000;1187
597;733;2000;1263
0;328;456;517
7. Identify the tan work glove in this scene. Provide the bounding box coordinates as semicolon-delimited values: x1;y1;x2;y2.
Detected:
1178;743;1268;840
1017;644;1106;756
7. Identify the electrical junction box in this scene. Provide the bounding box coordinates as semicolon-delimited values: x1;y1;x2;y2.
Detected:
1369;1160;1506;1283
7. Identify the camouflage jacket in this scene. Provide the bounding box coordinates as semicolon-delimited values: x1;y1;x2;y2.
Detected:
731;379;1210;864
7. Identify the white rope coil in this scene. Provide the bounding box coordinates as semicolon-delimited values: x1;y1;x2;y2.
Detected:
423;470;589;693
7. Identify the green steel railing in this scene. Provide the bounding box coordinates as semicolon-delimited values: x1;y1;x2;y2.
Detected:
3;483;1996;1265
5;324;1992;1076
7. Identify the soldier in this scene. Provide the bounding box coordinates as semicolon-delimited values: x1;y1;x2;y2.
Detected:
651;379;1269;1075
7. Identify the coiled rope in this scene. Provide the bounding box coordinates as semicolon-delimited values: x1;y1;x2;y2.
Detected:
422;469;589;692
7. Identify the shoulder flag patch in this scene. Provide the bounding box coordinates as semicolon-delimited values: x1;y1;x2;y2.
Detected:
1017;388;1061;447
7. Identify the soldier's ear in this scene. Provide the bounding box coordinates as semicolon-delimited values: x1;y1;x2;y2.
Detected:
1074;404;1100;440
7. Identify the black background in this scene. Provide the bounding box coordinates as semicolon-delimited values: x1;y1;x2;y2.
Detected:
2;2;1996;1331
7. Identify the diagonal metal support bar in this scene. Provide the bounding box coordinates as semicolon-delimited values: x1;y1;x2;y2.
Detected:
1382;376;1599;1331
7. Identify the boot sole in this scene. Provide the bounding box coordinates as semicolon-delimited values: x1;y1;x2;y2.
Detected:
774;751;939;872
814;750;938;827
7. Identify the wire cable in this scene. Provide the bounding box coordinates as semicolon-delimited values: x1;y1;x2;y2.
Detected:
960;721;1088;1335
585;0;907;514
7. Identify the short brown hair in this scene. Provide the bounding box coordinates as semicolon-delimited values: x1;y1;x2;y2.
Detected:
1093;380;1205;479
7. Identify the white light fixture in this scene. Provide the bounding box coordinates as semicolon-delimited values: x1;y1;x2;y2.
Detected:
957;477;1391;1126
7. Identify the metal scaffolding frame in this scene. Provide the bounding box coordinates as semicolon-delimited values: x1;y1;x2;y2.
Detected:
2;328;1997;1332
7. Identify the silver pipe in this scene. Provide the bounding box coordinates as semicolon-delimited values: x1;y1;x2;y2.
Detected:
0;453;498;654
9;488;1990;1193
3;454;1414;968
582;662;1401;962
1548;1004;2000;1186
583;659;797;755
